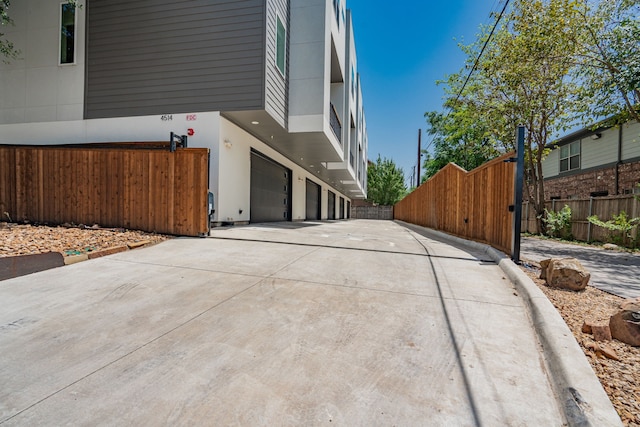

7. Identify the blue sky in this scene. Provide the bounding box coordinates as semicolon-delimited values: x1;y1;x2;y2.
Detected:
346;1;505;187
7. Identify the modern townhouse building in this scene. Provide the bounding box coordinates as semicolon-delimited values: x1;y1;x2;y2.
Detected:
0;0;368;229
542;120;640;199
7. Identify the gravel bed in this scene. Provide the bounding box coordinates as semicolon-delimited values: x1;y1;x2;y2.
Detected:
521;263;640;426
0;222;168;258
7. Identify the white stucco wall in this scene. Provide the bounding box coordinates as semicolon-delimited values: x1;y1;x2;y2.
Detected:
0;0;86;124
219;117;349;222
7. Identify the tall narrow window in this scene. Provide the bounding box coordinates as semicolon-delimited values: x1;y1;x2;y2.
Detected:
60;3;76;64
276;16;286;76
351;66;355;97
559;141;580;172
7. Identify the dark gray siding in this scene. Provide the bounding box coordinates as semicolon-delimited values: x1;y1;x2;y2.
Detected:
264;0;288;127
86;0;267;119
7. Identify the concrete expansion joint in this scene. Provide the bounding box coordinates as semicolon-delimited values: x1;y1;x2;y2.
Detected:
395;220;623;427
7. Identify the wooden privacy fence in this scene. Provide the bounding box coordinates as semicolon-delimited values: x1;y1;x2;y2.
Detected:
0;145;210;236
522;195;640;242
394;152;515;254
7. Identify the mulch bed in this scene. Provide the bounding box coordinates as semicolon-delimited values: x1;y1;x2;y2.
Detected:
0;222;168;258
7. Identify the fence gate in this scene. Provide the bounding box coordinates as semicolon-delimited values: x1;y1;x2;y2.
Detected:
0;145;210;236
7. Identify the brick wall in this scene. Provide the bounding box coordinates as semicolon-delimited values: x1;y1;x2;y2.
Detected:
618;162;640;194
543;160;640;199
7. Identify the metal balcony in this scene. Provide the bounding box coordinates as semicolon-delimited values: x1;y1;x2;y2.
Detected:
330;103;342;144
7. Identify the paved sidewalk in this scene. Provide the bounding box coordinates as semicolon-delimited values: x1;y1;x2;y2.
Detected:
521;236;640;298
0;220;618;425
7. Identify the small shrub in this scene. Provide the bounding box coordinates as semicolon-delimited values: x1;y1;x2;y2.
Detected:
587;211;640;248
544;204;572;239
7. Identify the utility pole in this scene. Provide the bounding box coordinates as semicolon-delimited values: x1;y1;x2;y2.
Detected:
417;129;422;186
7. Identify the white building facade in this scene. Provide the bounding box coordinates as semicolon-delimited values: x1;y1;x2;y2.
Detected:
0;0;368;225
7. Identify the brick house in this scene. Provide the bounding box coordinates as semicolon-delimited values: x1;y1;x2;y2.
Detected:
542;120;640;199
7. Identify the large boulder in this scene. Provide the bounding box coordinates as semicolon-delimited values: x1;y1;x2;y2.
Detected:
609;297;640;347
539;258;590;291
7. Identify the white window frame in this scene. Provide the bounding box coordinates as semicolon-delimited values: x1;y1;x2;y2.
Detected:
58;1;77;66
559;141;580;172
275;13;286;77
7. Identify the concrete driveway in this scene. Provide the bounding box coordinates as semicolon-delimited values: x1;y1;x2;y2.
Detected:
521;236;640;298
1;220;570;425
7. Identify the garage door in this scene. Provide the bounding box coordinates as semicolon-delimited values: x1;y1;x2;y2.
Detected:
305;179;321;220
339;197;345;219
327;191;336;220
250;150;291;222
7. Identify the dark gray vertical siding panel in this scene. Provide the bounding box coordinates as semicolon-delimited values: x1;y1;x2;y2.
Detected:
86;0;268;119
264;0;288;127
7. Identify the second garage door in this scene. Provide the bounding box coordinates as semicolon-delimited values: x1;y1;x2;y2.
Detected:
250;150;292;222
305;179;321;220
327;191;336;220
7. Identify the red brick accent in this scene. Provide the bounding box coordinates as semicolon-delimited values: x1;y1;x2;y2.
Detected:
618;162;640;193
543;160;640;199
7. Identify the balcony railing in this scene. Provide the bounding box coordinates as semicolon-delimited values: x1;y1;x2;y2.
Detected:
330;103;342;144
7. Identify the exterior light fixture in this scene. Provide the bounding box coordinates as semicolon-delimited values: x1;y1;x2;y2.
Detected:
591;133;601;140
251;121;260;125
224;139;232;148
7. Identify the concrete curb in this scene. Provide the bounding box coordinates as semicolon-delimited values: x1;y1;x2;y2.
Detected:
1;242;159;281
396;221;622;427
0;252;65;281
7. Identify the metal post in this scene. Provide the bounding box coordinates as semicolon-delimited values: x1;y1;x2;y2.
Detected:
512;126;525;263
417;129;422;186
587;197;593;242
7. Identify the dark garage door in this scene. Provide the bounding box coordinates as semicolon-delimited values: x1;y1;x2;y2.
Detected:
327;191;336;220
339;197;345;219
305;179;321;220
250;150;291;222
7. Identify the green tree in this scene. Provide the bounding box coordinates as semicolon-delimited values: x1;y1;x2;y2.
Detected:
573;0;640;124
480;0;583;232
423;108;502;180
366;155;407;205
0;0;18;62
422;35;509;181
425;0;584;232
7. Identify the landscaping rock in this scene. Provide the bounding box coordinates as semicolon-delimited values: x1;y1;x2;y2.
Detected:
582;320;595;334
599;344;620;361
539;257;590;291
603;243;619;251
592;324;612;342
609;297;640;347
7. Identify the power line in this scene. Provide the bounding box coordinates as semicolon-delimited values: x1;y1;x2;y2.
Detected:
453;0;511;105
419;0;511;179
